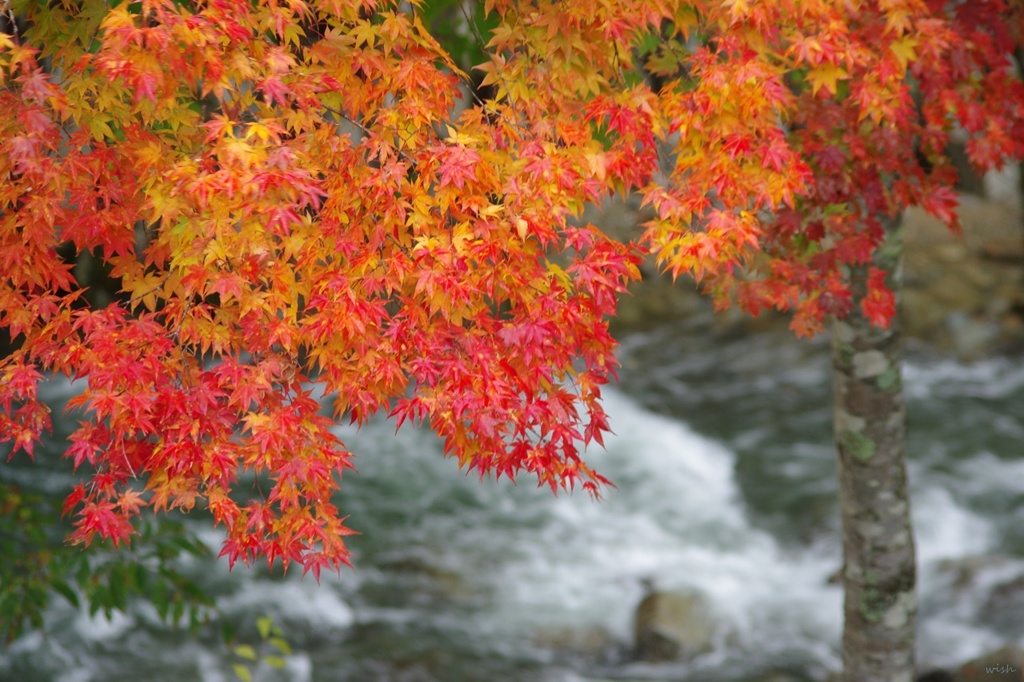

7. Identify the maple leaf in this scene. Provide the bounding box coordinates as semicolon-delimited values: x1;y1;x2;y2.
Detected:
889;36;918;70
806;63;847;96
1;0;1021;587
436;144;480;190
861;267;897;328
919;184;961;232
134;71;160;104
260;77;291;107
760;135;792;173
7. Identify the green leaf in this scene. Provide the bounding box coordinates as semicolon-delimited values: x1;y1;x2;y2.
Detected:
131;562;149;591
269;636;292;655
264;656;287;669
51;581;80;609
234;644;258;661
221;620;236;644
188;608;206;635
109;565;127;610
151;581;170;620
171;535;207;556
257;615;273;639
171;596;184;624
87;582;106;617
75;559;91;587
180;578;209;602
232;663;253;682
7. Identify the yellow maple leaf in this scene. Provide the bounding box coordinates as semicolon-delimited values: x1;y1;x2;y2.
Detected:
807;63;847;96
452;222;474;255
890;36;918;70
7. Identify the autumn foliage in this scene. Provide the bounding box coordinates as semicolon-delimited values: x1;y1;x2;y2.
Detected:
2;0;1023;577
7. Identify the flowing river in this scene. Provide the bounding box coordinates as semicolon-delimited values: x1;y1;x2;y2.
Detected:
2;314;1023;682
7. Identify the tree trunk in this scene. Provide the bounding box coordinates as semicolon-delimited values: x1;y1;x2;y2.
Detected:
831;223;917;682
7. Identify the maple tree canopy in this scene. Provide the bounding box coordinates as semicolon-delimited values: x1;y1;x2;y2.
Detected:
2;0;1022;577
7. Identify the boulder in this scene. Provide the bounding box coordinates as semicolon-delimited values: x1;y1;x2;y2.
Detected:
632;588;715;663
747;672;807;682
891;200;1024;357
591;190;1024;357
933;554;1010;593
917;670;955;682
825;669;956;682
953;645;1024;682
984;573;1024;639
532;625;618;661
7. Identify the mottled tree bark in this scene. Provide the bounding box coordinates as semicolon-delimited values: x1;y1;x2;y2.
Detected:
831;224;917;682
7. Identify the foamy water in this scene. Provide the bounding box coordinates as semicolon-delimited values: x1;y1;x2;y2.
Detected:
2;347;1023;681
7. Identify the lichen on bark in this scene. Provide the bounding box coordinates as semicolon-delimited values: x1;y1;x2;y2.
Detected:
839;429;877;461
831;222;916;682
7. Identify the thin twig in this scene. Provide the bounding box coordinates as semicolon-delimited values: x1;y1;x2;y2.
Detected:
2;0;17;43
455;0;528;134
323;104;420;165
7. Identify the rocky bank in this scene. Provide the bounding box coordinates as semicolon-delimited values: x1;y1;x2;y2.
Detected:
596;174;1024;359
